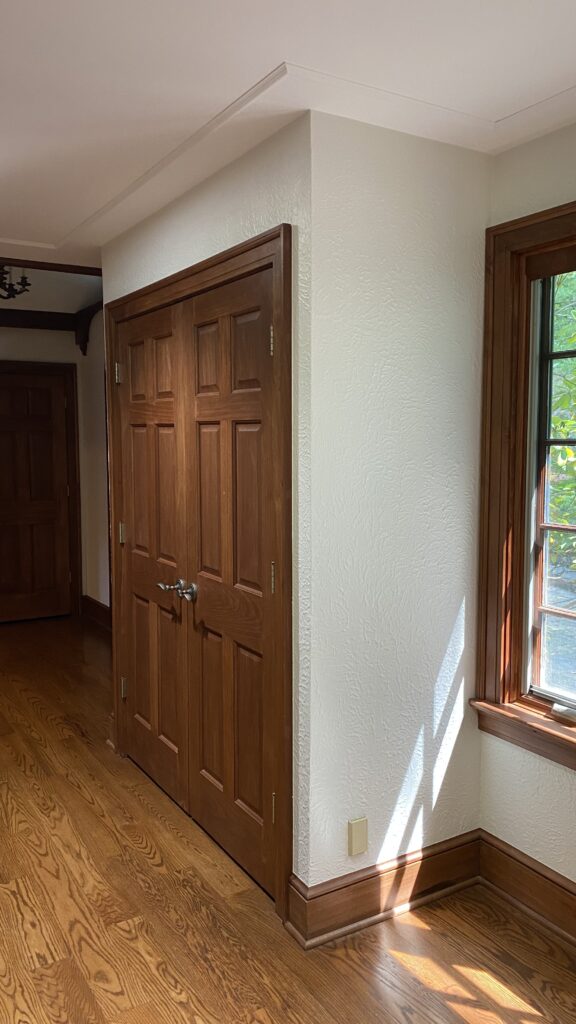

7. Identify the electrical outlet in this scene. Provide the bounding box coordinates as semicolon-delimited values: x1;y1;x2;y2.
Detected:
348;817;368;856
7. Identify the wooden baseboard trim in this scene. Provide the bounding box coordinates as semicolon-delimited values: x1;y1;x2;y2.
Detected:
287;830;482;948
479;830;576;943
288;828;576;948
81;595;111;631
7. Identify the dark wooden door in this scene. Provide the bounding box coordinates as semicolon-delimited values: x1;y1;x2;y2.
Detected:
116;306;189;808
0;366;73;622
110;227;292;911
186;269;277;895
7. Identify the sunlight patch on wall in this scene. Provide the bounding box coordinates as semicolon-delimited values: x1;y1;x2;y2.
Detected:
432;679;465;807
378;726;424;862
433;600;465;737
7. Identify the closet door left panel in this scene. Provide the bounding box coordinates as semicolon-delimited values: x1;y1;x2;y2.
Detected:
114;306;189;808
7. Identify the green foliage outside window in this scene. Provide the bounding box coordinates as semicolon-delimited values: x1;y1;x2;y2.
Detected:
548;274;576;580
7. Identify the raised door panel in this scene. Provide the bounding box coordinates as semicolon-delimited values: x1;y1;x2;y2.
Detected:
0;525;20;594
0;432;16;500
28;432;54;500
32;523;56;592
231;309;266;392
132;594;152;730
234;422;262;594
128;342;147;401
198;424;222;578
156;425;178;566
129;426;150;555
196;322;220;395
199;629;224;789
234;644;263;822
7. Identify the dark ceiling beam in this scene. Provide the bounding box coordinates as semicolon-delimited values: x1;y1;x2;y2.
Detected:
0;257;101;276
0;302;103;356
0;309;77;332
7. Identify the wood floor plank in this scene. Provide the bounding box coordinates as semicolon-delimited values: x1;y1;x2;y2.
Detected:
0;945;52;1024
32;957;108;1024
0;618;575;1024
0;874;68;970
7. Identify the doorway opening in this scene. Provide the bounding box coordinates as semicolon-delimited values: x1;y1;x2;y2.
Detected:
0;258;107;630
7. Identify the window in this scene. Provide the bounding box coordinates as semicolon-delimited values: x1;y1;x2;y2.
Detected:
473;202;576;771
529;274;576;709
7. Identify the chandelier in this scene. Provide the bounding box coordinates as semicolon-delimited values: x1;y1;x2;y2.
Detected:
0;264;31;301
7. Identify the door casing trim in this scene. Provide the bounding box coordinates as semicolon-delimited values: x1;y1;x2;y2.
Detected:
105;225;293;918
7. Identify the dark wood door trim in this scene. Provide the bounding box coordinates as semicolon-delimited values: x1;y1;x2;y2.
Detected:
0;360;82;617
106;225;292;918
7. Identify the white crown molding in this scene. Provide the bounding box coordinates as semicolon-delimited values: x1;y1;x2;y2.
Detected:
0;237;57;250
2;61;576;264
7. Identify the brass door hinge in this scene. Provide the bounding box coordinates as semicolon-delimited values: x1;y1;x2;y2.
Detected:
269;324;274;356
120;677;127;701
114;362;123;384
272;791;276;825
270;561;276;595
118;521;126;545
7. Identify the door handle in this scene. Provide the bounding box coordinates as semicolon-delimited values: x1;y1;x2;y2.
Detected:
157;578;198;603
176;581;198;603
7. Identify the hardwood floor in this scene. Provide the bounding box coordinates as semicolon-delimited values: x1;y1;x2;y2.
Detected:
0;618;575;1023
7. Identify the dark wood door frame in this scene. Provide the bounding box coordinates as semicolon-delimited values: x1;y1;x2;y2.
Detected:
0;360;82;617
106;225;293;918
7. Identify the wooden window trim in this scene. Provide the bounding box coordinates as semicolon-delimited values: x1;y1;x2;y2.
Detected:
473;200;576;771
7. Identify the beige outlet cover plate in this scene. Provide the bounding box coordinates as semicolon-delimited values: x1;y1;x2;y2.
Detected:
348;817;368;856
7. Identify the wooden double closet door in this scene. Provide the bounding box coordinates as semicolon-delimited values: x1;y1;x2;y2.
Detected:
109;230;291;911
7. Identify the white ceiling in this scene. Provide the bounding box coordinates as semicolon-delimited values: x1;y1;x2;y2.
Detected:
0;268;102;312
2;0;576;265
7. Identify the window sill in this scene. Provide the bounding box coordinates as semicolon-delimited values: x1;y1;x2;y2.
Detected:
470;699;576;772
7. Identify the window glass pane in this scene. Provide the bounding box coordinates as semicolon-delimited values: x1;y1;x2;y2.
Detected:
542;530;576;611
540;610;576;698
544;446;576;526
553;272;576;352
549;358;576;439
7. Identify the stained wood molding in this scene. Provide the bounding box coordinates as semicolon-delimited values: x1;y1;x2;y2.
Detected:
472;699;576;771
286;831;482;948
287;829;576;948
480;831;576;945
81;595;112;631
475;200;576;767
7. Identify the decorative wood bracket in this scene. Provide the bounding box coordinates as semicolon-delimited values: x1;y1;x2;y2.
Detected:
0;301;102;356
74;302;102;355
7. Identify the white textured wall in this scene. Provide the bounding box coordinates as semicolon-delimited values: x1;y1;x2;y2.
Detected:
490;122;576;226
0;321;110;605
481;735;576;879
100;108;576;889
102;115;313;878
480;122;576;883
307;113;489;883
